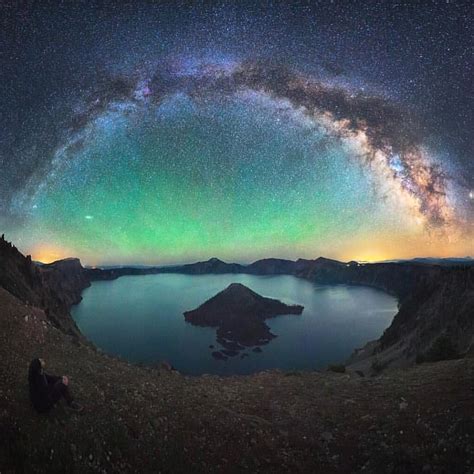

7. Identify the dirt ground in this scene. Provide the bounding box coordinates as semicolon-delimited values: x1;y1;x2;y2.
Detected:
1;287;473;473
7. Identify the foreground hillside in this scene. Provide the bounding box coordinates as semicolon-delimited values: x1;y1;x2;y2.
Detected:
1;236;473;472
1;286;473;473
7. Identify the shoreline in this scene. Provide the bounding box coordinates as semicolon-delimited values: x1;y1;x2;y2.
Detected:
72;273;399;376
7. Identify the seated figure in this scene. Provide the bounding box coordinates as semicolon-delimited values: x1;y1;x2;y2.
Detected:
28;358;83;413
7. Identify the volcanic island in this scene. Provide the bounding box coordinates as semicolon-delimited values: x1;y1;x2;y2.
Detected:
183;283;304;360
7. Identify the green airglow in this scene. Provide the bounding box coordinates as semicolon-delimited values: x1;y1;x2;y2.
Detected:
20;94;409;264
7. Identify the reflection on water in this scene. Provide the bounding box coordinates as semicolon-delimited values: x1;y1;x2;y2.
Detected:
72;273;398;375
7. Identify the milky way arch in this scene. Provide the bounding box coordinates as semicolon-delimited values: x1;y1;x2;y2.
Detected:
46;60;455;229
11;58;471;264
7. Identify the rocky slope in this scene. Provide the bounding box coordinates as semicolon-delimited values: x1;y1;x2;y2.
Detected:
1;237;474;472
297;260;474;370
1;284;473;473
0;235;89;336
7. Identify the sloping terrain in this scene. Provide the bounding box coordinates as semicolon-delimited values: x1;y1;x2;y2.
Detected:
0;286;473;473
0;236;89;336
0;236;473;472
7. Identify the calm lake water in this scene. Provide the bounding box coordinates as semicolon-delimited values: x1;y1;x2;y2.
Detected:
71;273;398;375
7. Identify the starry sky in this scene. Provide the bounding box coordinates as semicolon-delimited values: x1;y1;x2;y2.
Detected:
1;1;473;265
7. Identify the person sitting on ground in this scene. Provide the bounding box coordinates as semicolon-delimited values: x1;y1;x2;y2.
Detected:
28;358;83;413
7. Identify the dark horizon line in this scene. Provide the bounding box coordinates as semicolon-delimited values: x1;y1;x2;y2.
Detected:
36;254;474;268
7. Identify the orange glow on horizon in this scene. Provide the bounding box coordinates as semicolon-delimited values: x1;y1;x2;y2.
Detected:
335;230;473;264
25;227;472;267
31;245;70;264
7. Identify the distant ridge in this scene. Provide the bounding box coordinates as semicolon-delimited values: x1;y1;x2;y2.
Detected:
84;256;346;279
384;257;474;266
84;255;474;276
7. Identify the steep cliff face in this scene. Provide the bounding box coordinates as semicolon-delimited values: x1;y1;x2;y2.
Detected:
296;259;441;298
297;261;474;369
0;236;45;306
0;235;90;336
41;258;90;307
376;266;474;363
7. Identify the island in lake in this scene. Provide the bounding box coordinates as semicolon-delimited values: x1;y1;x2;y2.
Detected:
183;283;304;360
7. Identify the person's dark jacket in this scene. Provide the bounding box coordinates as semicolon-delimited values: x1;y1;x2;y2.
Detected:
28;358;60;412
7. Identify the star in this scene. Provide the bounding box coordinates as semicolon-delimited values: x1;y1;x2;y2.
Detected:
0;1;471;265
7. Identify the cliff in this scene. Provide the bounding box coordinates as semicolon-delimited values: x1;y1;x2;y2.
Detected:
41;258;91;308
296;260;474;370
0;235;90;336
163;257;245;274
245;258;301;275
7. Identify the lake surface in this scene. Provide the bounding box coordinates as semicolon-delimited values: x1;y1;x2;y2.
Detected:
71;274;398;375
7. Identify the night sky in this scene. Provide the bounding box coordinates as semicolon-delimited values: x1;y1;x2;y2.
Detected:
1;1;472;265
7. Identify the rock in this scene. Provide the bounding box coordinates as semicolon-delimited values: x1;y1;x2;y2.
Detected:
252;347;262;353
160;361;174;372
221;350;239;357
211;351;228;361
216;338;244;351
0;236;90;336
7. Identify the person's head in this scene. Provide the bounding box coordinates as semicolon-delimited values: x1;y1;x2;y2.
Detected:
28;358;44;382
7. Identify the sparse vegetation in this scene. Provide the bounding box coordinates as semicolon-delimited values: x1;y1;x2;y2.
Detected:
327;364;346;373
416;335;459;364
284;370;302;376
371;358;384;374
